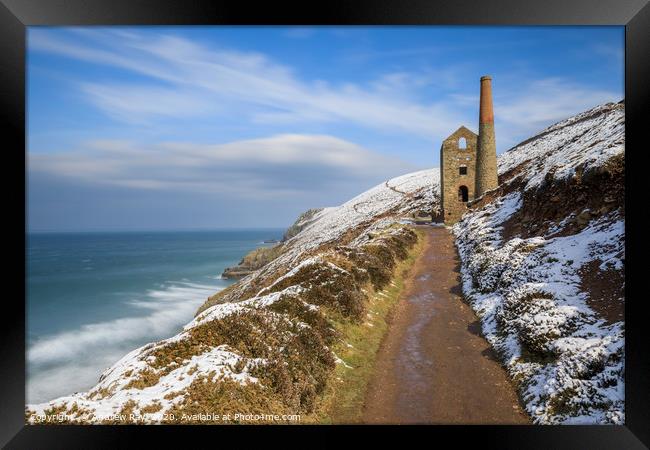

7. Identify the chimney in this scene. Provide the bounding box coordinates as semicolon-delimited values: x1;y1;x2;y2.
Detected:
475;75;498;197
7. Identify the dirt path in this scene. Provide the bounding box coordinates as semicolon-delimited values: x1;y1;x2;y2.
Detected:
363;225;529;424
384;180;412;197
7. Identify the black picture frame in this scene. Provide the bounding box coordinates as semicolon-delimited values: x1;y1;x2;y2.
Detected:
2;0;648;448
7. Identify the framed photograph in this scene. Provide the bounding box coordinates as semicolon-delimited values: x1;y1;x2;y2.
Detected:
2;0;648;448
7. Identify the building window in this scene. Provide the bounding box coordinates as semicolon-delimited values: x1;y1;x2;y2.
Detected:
459;166;467;175
458;185;469;202
458;137;467;149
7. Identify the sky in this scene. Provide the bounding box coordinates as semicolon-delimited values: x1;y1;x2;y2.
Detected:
27;26;624;231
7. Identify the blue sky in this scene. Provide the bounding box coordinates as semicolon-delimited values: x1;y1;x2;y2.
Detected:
27;26;624;231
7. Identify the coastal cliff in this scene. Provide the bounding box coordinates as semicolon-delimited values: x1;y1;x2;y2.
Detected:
220;208;331;279
221;245;284;279
26;102;624;425
27;169;438;423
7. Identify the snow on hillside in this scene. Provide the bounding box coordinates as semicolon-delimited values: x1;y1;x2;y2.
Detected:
454;101;625;424
27;286;297;423
497;101;624;191
209;169;438;306
26;169;438;424
26;101;624;425
285;169;438;254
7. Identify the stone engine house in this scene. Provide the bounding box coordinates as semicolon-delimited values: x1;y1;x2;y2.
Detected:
439;75;498;225
440;127;478;224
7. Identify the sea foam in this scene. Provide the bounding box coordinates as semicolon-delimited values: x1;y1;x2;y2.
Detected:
27;280;222;404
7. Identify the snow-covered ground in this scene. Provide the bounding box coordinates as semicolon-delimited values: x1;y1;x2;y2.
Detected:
208;169;438;306
286;169;437;252
497;101;624;190
454;102;625;424
27;169;439;424
27;284;300;423
27;102;624;425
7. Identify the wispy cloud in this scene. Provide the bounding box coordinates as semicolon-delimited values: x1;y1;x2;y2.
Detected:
80;83;217;123
27;27;623;230
29;28;622;154
29;134;419;197
593;43;624;62
29;29;470;140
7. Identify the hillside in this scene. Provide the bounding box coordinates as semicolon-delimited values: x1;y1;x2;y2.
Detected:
220;208;333;279
454;101;625;424
26;170;439;424
26;101;624;425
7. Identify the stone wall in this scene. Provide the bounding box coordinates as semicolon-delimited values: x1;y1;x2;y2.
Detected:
440;126;478;224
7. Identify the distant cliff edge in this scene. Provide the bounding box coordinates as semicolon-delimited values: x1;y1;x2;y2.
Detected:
221;207;330;279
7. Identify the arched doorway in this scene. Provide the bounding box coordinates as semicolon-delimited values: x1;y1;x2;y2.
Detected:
458;185;469;202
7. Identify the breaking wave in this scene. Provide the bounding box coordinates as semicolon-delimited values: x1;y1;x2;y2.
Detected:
27;280;222;403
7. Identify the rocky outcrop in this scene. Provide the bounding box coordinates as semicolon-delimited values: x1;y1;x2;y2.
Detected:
221;208;332;279
282;208;327;242
222;245;284;279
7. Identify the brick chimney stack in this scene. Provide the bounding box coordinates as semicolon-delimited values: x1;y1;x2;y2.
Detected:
475;75;498;197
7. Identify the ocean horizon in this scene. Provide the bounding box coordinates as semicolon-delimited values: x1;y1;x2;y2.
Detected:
26;228;284;404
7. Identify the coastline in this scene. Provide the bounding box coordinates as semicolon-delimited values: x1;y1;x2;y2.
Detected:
26;169;438;424
26;229;283;405
25;103;624;425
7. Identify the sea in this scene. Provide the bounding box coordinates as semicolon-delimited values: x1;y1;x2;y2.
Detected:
26;229;284;404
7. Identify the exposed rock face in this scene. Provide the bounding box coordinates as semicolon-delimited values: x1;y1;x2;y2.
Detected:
282;208;328;242
496;152;624;242
221;207;331;279
222;245;284;279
